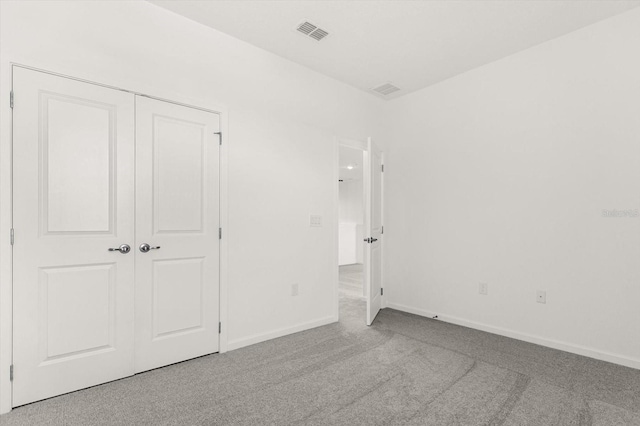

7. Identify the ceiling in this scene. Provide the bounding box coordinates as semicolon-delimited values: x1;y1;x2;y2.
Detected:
339;146;363;181
150;1;640;100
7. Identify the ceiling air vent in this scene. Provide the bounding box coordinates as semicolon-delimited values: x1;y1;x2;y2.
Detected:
296;21;329;41
372;83;401;96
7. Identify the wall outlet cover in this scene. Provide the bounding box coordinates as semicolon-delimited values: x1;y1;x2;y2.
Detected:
291;283;299;296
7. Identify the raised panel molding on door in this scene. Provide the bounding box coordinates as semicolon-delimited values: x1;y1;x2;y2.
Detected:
134;96;220;373
12;68;136;406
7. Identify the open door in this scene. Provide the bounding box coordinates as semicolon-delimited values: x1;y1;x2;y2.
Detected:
364;138;384;326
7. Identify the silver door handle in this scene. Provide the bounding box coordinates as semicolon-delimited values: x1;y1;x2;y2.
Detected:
108;244;131;254
139;243;161;253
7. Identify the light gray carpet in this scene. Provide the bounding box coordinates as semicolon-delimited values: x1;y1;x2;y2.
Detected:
2;297;640;425
339;264;364;299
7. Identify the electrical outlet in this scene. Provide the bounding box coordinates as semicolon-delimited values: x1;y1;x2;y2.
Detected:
536;290;546;304
479;282;488;295
291;283;299;296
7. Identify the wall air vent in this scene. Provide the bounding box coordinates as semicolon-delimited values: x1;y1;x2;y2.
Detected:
372;83;401;96
296;21;329;41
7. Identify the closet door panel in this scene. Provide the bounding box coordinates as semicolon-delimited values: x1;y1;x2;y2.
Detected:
12;68;135;406
134;96;220;373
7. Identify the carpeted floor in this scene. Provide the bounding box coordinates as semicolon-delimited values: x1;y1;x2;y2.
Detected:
339;264;364;299
2;297;640;425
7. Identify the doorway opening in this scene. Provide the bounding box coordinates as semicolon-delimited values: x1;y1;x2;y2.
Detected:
336;137;384;326
338;145;366;300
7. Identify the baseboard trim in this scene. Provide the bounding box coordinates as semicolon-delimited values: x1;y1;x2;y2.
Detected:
385;302;640;370
227;315;337;352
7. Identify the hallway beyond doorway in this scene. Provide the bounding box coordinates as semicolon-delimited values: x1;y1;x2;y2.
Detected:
339;264;364;299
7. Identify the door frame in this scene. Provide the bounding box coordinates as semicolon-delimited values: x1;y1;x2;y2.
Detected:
0;63;230;414
335;137;383;323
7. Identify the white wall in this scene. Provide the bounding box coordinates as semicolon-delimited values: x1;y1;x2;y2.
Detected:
0;0;383;412
383;8;640;368
339;179;364;224
339;179;364;265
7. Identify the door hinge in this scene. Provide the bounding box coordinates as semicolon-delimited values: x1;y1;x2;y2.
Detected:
10;91;14;109
218;322;222;334
381;164;384;172
215;132;222;146
10;228;14;245
381;288;384;296
9;365;13;381
219;228;222;240
381;226;384;235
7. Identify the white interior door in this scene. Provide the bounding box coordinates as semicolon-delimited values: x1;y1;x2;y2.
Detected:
365;138;384;326
134;96;220;373
12;68;136;406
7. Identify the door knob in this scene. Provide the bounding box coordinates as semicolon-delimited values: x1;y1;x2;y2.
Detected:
108;244;131;254
139;243;161;253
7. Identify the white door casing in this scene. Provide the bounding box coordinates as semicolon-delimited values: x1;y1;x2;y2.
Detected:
134;96;220;373
12;68;136;406
365;138;384;326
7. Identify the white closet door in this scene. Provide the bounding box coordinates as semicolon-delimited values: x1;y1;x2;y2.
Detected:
134;96;220;373
12;68;136;406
